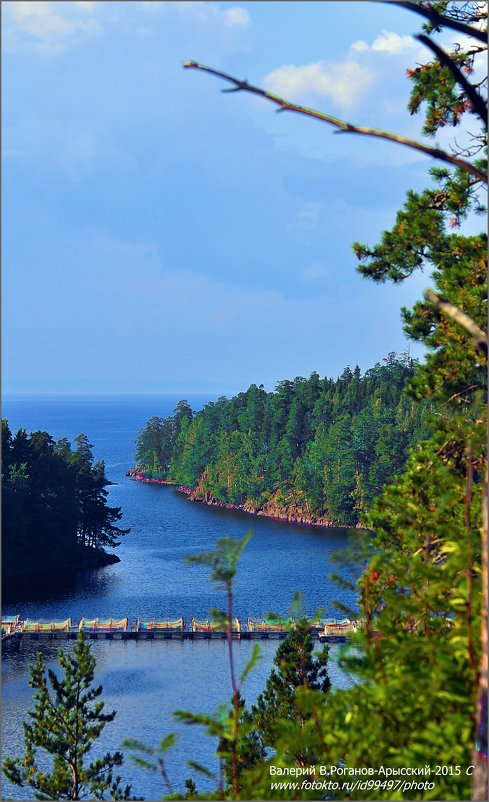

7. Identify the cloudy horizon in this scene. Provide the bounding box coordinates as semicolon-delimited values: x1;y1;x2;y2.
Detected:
4;1;476;396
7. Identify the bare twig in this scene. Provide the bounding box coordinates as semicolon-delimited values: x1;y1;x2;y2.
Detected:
443;385;480;406
451;135;487;159
183;62;487;184
425;288;488;355
416;34;487;123
226;583;240;800
386;0;487;43
157;756;174;796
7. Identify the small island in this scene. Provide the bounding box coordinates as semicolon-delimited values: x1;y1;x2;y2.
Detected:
128;353;431;529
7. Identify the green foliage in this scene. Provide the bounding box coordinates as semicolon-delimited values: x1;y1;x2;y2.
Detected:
184;778;198;798
123;735;178;795
318;2;486;796
2;634;136;800
217;694;266;793
169;618;332;801
2;423;129;593
251;620;330;761
313;411;485;799
134;401;193;474
133;356;431;526
406;0;487;136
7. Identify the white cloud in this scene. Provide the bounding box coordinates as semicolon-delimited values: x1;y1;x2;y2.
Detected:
351;30;420;56
5;0;250;55
5;1;100;52
264;60;373;110
223;7;250;28
74;1;96;11
8;2;73;41
140;1;251;29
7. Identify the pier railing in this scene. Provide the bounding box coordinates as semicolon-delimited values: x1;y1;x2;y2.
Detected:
135;618;185;632
2;614;361;643
23;619;72;633
79;618;128;633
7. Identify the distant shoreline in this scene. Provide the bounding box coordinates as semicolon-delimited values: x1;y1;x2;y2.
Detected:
127;473;363;531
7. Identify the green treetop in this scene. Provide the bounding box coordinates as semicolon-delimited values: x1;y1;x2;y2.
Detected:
3;633;136;800
251;620;330;761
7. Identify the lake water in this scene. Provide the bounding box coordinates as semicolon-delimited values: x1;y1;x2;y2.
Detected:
2;395;360;799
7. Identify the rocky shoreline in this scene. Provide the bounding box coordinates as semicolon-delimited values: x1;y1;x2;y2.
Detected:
127;471;361;530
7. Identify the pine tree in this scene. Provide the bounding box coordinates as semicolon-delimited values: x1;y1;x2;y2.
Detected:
3;634;136;800
251;620;330;763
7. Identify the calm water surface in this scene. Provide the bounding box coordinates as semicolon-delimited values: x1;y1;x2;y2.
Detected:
2;395;360;799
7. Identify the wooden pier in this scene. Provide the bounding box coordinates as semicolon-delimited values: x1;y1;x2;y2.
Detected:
2;615;359;645
2;630;350;643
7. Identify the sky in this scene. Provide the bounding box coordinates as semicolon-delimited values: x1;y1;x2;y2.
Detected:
2;0;476;395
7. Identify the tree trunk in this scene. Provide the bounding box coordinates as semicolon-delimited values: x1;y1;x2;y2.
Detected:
472;463;488;800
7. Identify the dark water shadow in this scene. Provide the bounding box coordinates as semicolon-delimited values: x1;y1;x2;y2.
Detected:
2;565;119;607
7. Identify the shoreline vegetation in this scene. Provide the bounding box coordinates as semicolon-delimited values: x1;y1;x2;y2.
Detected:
2;423;127;602
126;469;361;529
132;354;431;529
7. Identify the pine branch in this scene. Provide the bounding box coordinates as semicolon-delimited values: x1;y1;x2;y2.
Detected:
386;0;488;43
425;288;488;355
416;33;488;123
182;62;487;184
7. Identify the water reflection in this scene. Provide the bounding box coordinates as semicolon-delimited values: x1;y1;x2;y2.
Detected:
2;638;354;800
3;483;358;621
3;565;120;606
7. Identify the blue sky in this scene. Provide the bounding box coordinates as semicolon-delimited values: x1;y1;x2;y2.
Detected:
2;1;463;395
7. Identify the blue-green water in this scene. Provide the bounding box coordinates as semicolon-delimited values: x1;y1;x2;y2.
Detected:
2;395;359;799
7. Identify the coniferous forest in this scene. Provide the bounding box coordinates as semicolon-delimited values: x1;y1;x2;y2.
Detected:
2;423;128;596
131;353;431;526
2;1;487;800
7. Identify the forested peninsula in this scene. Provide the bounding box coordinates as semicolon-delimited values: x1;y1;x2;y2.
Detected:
2;422;128;599
130;353;431;527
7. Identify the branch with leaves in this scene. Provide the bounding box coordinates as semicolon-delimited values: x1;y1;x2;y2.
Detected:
415;33;487;123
